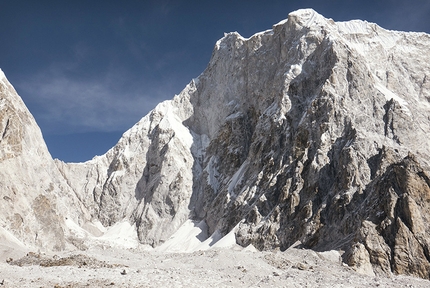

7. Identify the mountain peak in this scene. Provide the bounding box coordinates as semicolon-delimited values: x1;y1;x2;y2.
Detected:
2;10;430;280
285;8;329;28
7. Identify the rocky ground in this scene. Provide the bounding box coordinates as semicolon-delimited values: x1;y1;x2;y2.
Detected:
1;244;429;288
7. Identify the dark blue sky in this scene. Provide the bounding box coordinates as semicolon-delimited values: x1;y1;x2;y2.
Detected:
1;0;429;162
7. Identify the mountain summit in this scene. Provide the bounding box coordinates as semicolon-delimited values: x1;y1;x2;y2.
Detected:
2;9;430;279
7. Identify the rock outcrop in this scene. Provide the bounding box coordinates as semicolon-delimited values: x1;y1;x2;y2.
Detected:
0;69;92;251
2;8;430;279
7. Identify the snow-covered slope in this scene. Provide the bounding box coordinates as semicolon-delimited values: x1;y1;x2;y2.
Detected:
3;8;430;279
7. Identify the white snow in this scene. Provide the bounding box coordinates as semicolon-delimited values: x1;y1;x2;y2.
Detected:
374;82;408;106
286;9;328;28
336;20;400;54
247;29;274;40
156;219;240;253
128;98;194;151
121;145;133;159
65;218;90;238
337;20;370;34
161;105;194;149
0;68;10;89
0;68;6;81
156;220;209;253
0;98;6;110
215;32;243;50
274;18;288;26
65;218;140;249
0;226;28;250
91;220;107;233
374;81;411;116
96;220;140;249
0;226;29;262
210;227;238;249
284;64;303;81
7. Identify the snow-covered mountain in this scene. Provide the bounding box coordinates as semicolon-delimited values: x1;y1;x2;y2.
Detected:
2;9;430;279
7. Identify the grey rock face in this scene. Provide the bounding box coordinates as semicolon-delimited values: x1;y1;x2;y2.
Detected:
56;95;197;246
0;70;91;251
61;9;430;278
2;8;430;279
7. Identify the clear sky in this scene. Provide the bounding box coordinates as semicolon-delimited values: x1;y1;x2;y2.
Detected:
1;0;429;162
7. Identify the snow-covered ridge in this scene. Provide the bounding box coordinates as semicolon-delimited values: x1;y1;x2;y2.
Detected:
0;68;6;81
286;8;331;28
336;19;374;34
213;8;413;63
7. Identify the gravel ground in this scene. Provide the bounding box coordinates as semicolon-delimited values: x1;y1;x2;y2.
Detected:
1;244;430;288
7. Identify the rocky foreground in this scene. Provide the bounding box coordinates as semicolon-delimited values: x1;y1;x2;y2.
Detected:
1;245;430;288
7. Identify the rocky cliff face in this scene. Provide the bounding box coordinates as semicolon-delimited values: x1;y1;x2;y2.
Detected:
2;8;430;279
58;9;430;278
0;69;93;251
